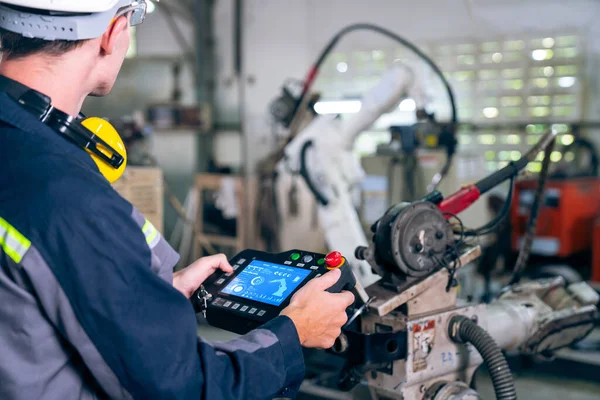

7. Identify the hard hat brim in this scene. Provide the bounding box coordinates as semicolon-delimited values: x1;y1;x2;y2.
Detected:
0;0;138;41
0;0;122;13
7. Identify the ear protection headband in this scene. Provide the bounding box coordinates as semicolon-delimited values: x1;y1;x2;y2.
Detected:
0;75;127;183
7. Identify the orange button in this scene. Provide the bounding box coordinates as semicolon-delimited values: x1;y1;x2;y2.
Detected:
325;251;345;270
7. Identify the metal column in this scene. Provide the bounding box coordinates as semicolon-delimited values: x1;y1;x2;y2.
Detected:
194;0;216;173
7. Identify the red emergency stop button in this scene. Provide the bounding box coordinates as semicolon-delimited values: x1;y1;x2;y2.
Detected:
325;251;346;270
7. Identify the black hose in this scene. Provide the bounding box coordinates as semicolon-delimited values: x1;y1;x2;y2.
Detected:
461;175;516;237
509;138;555;285
449;315;517;400
474;130;556;196
299;140;329;206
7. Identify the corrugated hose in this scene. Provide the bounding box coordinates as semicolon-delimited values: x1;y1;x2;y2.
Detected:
449;315;517;400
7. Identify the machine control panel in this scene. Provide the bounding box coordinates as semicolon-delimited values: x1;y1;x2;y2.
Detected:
191;249;356;334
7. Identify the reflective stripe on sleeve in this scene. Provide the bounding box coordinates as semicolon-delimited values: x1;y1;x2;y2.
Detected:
0;216;31;263
142;219;160;249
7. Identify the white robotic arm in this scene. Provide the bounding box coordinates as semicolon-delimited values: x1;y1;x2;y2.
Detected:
275;57;597;400
279;65;426;287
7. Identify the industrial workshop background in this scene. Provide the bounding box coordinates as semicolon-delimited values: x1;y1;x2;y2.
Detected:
77;1;600;399
83;0;600;236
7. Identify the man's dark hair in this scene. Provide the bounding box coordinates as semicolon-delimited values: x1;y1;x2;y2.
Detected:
0;28;85;60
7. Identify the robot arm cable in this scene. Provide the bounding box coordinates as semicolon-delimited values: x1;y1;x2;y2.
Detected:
291;23;459;189
297;23;457;129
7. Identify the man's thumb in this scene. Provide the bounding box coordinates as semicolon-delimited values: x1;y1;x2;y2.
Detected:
310;268;341;291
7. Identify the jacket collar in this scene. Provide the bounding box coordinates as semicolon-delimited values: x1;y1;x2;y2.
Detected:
0;92;99;173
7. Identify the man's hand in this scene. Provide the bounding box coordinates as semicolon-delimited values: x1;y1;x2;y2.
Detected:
281;269;355;349
173;254;233;298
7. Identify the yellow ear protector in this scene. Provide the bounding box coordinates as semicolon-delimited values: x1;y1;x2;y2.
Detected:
0;75;127;183
80;117;127;183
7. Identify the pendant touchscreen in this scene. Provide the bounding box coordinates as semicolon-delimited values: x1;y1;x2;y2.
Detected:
221;261;312;306
191;249;356;335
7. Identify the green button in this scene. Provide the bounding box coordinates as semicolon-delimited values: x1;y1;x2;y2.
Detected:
290;253;301;261
317;258;325;265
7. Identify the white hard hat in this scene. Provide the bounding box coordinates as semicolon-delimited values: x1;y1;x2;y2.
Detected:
0;0;149;40
0;0;122;13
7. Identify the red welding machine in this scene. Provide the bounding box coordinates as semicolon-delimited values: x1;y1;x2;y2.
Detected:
511;178;600;259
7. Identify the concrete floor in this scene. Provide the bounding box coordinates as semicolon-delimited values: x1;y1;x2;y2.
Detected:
297;371;600;400
475;370;600;400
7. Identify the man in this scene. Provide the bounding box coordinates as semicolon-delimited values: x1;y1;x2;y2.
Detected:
0;1;354;399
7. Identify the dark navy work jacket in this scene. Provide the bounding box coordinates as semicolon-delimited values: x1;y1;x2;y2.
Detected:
0;92;304;400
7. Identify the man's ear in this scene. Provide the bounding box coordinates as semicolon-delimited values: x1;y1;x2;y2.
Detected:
100;16;129;56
